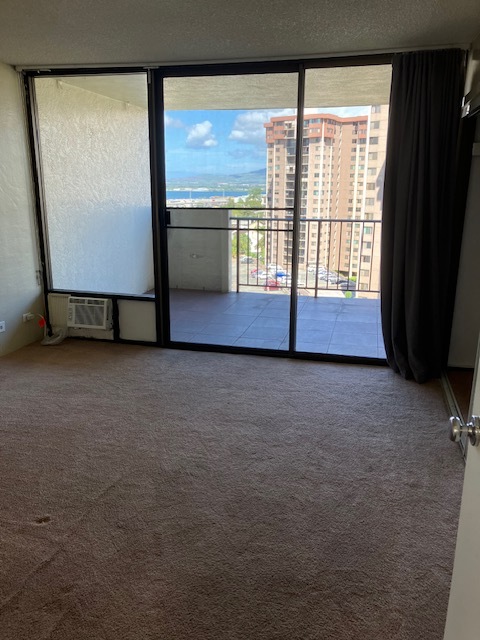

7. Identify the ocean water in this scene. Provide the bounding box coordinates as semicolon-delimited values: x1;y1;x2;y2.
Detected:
166;190;248;201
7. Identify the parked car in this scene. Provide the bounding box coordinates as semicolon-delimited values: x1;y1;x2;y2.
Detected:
339;280;356;290
265;278;279;290
267;264;284;272
240;256;254;263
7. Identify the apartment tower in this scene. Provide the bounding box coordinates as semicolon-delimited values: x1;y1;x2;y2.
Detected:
264;105;388;296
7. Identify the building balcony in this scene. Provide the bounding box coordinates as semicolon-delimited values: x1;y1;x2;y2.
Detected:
167;209;384;359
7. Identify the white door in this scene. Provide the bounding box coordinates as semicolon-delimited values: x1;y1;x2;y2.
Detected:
443;334;480;639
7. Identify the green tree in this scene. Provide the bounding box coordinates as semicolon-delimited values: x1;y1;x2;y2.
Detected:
244;186;263;208
230;187;265;261
230;187;264;218
231;231;251;258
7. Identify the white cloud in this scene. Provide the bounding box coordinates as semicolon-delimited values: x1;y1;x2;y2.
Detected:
186;121;218;148
229;109;295;146
164;113;184;128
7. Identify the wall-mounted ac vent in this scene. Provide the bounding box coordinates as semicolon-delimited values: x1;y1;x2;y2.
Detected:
67;297;112;330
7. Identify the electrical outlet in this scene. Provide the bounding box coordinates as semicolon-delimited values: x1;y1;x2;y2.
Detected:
0;321;5;333
22;313;35;323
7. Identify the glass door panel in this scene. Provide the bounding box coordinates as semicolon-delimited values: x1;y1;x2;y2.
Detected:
294;65;392;357
163;72;298;350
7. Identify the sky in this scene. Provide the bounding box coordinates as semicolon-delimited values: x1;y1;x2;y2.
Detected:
164;106;370;179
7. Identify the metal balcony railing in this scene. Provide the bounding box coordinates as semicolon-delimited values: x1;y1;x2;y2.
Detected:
231;216;382;297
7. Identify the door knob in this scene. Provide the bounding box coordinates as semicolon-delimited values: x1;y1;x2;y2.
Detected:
449;416;480;447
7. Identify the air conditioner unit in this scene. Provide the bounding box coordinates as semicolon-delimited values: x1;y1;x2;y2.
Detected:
67;297;112;330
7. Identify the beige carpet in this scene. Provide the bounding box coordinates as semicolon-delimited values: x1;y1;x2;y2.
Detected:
0;340;464;639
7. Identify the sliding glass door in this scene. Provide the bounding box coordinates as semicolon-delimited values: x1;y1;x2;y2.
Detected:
161;71;300;350
293;65;391;357
157;63;391;357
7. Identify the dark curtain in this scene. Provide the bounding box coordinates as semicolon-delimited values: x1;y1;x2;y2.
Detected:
381;49;468;383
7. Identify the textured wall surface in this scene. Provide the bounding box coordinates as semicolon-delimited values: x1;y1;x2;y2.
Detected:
0;63;44;357
35;78;153;295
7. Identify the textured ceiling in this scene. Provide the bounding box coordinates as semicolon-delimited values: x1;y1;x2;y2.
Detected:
59;66;392;110
0;0;479;67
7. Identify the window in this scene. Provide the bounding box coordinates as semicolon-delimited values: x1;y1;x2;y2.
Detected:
362;256;371;263
368;152;378;160
367;183;376;190
372;105;381;113
371;121;380;129
35;73;154;295
370;137;379;145
365;198;375;206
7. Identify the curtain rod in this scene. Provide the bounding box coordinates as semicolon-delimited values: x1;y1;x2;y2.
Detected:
15;43;470;72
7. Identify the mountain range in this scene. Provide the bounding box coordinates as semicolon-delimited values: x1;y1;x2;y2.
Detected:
167;168;266;189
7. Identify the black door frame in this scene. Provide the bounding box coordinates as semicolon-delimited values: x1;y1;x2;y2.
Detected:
24;54;391;363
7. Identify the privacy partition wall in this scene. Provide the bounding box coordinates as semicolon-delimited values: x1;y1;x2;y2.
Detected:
26;57;394;362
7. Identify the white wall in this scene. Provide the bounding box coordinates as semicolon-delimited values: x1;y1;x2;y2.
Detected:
0;63;44;357
168;209;231;292
35;78;153;295
118;299;156;342
448;117;480;368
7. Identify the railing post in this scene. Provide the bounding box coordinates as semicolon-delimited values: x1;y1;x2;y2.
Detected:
236;218;240;293
314;219;321;298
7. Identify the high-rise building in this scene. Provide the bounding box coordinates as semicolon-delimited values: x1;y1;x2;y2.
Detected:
264;105;389;296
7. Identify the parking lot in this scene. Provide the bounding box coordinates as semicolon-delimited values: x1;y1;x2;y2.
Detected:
233;260;358;297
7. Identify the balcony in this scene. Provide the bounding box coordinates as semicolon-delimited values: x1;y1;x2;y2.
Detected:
170;290;384;357
167;210;385;359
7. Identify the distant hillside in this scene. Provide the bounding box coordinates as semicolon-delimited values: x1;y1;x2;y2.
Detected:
168;168;266;190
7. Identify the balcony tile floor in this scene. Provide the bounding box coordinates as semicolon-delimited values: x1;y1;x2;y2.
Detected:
169;290;386;359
